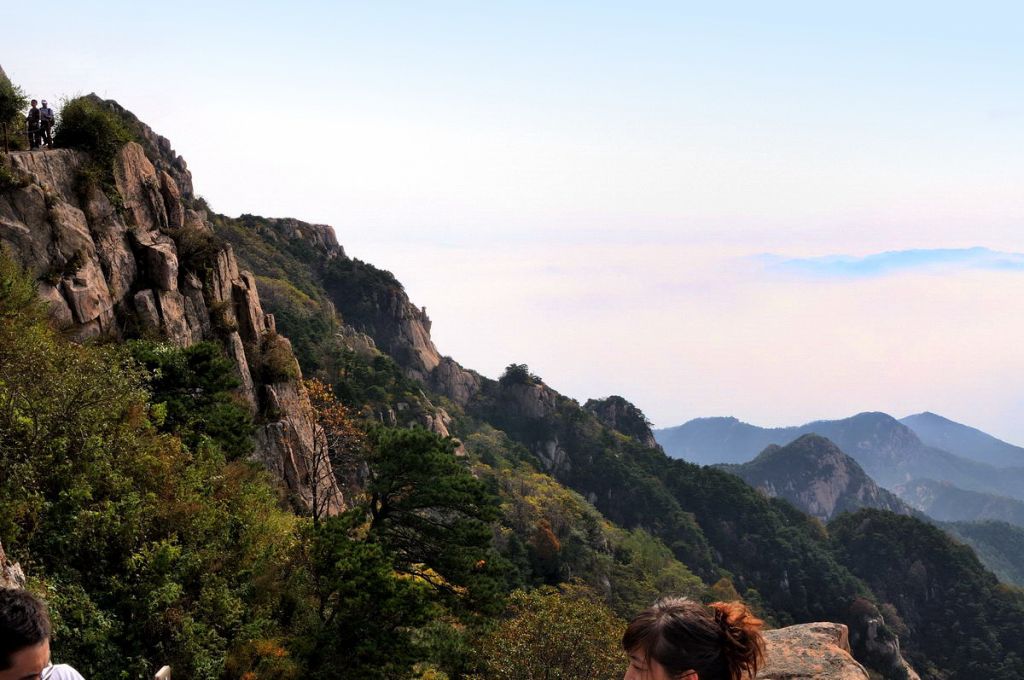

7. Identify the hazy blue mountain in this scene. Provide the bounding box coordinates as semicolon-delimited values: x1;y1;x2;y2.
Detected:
900;411;1024;468
653;416;790;464
895;478;1024;527
718;434;914;521
655;412;1024;501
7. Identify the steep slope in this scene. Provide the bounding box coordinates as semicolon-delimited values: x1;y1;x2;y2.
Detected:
213;216;878;588
944;521;1024;587
831;509;1024;679
895;479;1024;527
211;206;943;676
901;411;1024;468
719;435;914;521
656;412;1024;500
0;100;342;512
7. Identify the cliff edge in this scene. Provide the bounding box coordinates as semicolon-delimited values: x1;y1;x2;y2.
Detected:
0;112;341;512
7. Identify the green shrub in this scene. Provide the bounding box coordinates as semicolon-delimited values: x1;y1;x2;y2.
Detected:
54;96;133;158
472;584;625;680
166;225;226;273
54;96;135;198
0;73;27;152
261;332;300;383
0;162;30;194
498;363;541;387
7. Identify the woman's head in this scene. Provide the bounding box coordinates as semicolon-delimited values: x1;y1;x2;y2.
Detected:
622;598;765;680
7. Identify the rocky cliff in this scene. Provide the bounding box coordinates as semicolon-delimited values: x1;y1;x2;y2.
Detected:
0;121;342;512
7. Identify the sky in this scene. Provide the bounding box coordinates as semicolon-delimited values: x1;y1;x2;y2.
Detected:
5;2;1024;443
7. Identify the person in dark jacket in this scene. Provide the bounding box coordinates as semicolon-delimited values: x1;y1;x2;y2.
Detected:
26;100;40;150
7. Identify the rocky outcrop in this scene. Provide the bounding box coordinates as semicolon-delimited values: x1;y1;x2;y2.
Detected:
0;540;26;590
499;381;560;420
360;289;441;381
758;623;869;679
429;356;483;407
584;395;659;448
847;600;921;680
83;94;194;202
1;128;341;512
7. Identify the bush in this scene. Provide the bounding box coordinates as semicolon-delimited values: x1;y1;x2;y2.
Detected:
166;225;226;273
499;363;541;387
0;161;30;194
53;96;135;197
0;72;27;152
261;332;300;383
472;583;625;679
54;96;133;158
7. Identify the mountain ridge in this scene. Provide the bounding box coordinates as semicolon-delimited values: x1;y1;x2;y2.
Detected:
655;412;1024;501
901;411;1024;468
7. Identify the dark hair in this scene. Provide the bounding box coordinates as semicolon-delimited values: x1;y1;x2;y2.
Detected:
622;598;765;680
0;589;52;670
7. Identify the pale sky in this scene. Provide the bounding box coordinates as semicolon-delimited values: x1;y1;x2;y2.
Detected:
5;2;1024;444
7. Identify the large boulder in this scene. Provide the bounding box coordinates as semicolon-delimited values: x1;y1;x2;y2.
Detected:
758;623;869;679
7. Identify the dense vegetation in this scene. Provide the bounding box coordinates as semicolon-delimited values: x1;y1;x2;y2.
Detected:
0;252;643;679
831;510;1024;679
946;521;1024;587
0;70;27;153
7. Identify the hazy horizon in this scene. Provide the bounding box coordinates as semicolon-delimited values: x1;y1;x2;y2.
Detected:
5;2;1023;443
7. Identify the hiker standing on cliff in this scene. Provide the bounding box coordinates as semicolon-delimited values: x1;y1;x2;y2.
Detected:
39;100;54;148
26;99;40;150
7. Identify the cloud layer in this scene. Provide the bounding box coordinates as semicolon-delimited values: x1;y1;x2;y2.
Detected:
759;247;1024;278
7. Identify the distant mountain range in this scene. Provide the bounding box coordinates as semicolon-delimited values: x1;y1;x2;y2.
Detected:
899;412;1024;468
654;412;1024;501
895;478;1024;528
711;432;1024;587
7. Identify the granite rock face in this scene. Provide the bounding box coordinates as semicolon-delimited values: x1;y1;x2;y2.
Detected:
430;357;483;408
0;540;26;590
758;623;869;679
584;395;659;449
0;132;340;513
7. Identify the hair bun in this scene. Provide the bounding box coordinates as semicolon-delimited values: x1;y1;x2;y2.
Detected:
710;601;766;679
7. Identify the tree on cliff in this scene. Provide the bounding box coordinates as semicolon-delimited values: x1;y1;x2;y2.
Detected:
302;377;366;524
361;426;510;615
0;70;27;152
472;583;625;680
300;512;433;679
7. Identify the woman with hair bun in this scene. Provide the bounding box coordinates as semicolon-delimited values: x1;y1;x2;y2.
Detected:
622;597;765;680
